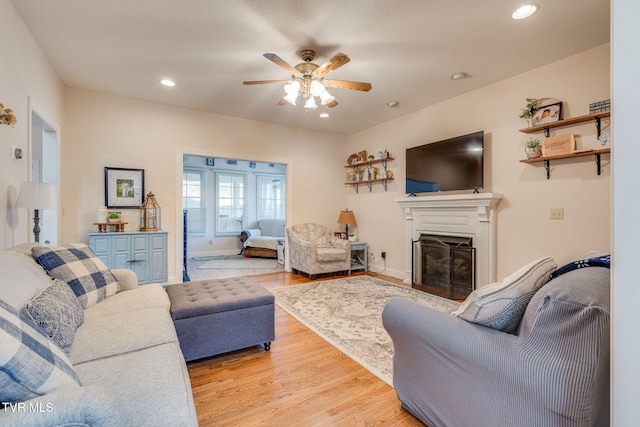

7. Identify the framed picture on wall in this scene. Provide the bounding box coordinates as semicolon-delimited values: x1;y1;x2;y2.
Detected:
104;167;145;208
531;102;563;126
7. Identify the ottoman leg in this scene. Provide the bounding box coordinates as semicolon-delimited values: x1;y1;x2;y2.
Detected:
264;342;271;351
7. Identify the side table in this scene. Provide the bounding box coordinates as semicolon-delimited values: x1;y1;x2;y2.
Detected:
349;242;367;273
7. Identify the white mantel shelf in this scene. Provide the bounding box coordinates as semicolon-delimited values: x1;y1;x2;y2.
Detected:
396;192;503;287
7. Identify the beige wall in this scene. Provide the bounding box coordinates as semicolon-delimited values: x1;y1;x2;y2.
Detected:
62;88;347;282
346;44;611;280
0;0;64;248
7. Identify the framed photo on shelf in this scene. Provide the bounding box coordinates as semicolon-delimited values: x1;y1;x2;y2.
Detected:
104;167;145;208
334;232;347;240
531;102;563;126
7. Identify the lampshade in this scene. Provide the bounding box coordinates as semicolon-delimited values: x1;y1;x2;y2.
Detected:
337;209;356;225
16;182;56;210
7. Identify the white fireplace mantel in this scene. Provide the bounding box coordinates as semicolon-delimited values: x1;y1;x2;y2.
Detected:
396;193;503;287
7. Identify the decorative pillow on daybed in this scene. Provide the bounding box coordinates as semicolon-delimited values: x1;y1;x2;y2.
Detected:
23;279;84;354
33;244;119;308
0;299;81;402
451;257;557;333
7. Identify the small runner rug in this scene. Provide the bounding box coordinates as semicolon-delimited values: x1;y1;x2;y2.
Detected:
269;276;460;387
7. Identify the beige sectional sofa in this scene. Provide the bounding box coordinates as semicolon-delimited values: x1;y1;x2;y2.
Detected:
0;244;197;427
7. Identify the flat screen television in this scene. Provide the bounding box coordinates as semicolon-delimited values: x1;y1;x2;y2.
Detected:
406;131;484;194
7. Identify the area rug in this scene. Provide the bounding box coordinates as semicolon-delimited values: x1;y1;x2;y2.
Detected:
197;256;278;269
270;276;460;386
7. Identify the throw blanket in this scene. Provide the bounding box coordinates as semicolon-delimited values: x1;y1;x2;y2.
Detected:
549;254;610;280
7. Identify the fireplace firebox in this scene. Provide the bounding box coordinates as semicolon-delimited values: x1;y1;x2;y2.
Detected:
413;234;475;299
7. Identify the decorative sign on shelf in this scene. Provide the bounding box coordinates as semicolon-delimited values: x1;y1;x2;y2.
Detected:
542;134;575;157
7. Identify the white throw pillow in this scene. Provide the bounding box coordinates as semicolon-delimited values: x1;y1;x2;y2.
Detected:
451;257;557;333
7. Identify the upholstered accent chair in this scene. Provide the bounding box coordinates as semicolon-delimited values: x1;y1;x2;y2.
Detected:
286;223;351;279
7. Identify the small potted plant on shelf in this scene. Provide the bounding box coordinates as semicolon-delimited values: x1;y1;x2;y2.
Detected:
519;98;540;127
107;212;120;223
524;138;542;159
354;167;365;181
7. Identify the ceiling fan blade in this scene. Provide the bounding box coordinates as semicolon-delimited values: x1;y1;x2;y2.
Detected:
263;53;301;76
326;80;372;92
243;80;290;85
277;99;288;106
326;99;339;108
315;52;350;76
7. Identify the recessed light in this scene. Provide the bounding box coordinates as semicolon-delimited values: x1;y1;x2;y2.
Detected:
387;101;399;108
160;79;176;87
451;72;470;80
512;4;537;20
319;113;329;118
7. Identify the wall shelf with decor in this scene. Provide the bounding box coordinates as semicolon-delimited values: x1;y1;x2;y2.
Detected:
344;156;394;193
519;111;610;138
520;148;610;179
519;110;611;179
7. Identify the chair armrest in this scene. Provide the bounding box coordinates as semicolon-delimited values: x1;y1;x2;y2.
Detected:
240;228;261;243
111;268;138;292
287;237;318;262
331;238;350;252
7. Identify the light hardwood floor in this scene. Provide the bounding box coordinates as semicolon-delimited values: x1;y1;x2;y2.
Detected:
186;270;424;426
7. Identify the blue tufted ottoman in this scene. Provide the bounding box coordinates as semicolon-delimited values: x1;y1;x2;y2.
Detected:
165;277;275;362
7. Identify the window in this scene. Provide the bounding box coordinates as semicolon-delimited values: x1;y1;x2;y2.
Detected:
182;170;205;234
257;174;285;220
216;172;245;235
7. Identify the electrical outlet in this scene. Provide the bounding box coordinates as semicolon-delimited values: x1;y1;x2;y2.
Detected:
550;208;564;220
381;251;386;259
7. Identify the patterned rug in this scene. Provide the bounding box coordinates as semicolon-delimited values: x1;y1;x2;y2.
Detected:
270;276;460;386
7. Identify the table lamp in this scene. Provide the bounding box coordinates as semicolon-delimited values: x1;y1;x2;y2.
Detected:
337;209;356;237
16;182;56;243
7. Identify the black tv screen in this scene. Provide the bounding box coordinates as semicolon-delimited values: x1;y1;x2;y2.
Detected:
406;131;484;194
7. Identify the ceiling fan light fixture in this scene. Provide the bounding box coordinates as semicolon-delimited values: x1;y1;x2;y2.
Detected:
512;4;537;20
310;79;325;97
304;97;317;110
283;93;297;105
319;89;335;105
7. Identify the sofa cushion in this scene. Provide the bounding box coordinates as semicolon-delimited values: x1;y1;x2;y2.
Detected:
83;283;170;321
451;257;557;333
33;244;119;308
68;307;177;365
0;252;53;310
23;279;84;354
317;247;347;262
74;342;197;427
0;299;81;402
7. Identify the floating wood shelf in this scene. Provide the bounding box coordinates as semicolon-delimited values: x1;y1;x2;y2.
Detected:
519;111;610;137
520;148;610;179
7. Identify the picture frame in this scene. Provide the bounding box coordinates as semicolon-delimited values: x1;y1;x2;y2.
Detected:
104;167;145;208
334;232;347;240
531;102;563;126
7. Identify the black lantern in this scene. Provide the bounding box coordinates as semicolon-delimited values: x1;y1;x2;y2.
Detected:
140;191;161;231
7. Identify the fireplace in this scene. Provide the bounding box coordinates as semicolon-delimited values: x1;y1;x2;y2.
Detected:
415;234;475;298
397;193;502;293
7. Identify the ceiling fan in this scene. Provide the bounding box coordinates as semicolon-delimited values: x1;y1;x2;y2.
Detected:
243;49;372;110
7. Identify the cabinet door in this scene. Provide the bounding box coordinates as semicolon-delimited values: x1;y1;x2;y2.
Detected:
149;234;168;283
89;235;112;267
112;235;132;269
131;235;150;284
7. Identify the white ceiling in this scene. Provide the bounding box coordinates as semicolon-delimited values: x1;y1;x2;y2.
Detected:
11;0;610;135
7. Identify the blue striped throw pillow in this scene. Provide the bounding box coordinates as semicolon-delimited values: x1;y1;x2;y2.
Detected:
0;299;81;402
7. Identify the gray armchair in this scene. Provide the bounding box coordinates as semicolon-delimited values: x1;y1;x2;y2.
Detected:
286;223;351;279
382;266;610;427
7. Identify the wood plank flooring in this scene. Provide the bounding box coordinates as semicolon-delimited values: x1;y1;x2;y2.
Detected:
186;271;424;426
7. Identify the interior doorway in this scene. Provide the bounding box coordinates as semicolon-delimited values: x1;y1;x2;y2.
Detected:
29;110;59;245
